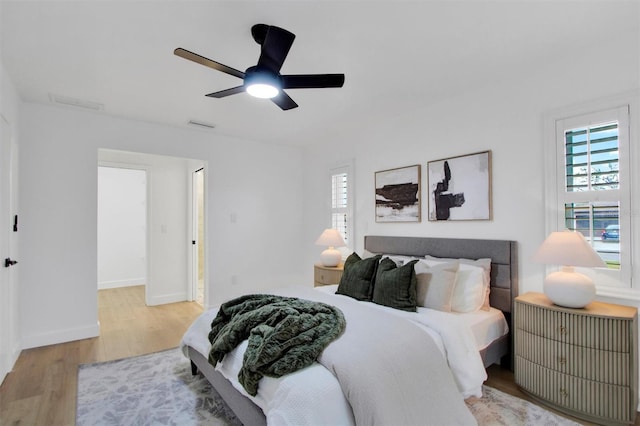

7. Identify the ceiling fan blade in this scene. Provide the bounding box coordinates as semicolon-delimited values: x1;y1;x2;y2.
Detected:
205;86;245;98
174;48;245;80
255;25;296;73
281;74;345;89
271;91;298;110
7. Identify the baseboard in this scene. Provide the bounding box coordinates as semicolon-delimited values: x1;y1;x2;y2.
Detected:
10;340;21;369
98;278;146;290
22;322;100;349
147;292;187;306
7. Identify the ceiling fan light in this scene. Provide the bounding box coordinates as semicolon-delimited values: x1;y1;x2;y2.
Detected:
246;83;279;99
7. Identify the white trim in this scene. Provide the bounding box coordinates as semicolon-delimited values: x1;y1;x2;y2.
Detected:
147;292;189;306
10;340;21;372
188;170;195;302
21;322;100;350
596;286;640;303
543;90;639;291
97;278;146;290
189;166;206;306
329;159;355;254
201;166;209;309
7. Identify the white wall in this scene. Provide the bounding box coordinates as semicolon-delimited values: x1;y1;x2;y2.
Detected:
18;103;305;348
97;166;146;289
302;30;640;301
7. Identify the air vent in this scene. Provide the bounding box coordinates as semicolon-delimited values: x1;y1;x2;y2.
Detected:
187;120;216;129
49;93;104;111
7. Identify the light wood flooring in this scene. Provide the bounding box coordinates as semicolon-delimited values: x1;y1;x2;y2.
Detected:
1;286;637;425
0;286;203;425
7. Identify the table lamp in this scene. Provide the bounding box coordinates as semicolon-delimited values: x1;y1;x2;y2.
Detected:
533;230;606;308
315;228;346;267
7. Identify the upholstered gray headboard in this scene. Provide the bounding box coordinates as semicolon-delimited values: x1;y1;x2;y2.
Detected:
364;235;518;313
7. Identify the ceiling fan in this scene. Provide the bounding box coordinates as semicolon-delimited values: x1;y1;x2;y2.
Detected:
175;24;345;111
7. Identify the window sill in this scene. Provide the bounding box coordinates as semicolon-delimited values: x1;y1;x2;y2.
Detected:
596;286;640;303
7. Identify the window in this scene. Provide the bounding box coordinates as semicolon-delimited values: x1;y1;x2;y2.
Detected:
330;163;353;254
562;120;623;270
546;96;637;292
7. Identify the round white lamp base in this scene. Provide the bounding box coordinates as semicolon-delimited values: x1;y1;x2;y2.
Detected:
543;268;595;308
320;248;342;267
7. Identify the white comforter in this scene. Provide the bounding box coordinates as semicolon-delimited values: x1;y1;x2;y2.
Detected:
181;285;484;425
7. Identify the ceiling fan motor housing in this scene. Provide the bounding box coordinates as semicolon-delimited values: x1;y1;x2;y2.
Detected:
244;66;282;90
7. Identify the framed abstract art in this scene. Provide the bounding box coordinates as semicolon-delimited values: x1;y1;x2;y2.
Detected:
427;151;491;221
375;165;421;222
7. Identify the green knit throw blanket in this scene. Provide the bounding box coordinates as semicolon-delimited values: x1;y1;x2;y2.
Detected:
208;294;346;396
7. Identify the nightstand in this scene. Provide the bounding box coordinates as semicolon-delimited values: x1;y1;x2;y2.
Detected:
314;263;343;287
515;292;638;425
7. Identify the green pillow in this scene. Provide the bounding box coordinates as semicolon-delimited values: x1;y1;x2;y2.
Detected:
372;258;418;312
336;253;382;301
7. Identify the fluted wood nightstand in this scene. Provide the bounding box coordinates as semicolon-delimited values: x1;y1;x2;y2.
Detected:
515;292;638;425
313;263;343;287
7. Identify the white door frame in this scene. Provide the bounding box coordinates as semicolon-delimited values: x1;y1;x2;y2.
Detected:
190;167;206;305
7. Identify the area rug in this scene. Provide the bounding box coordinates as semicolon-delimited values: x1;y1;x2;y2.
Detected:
465;387;580;426
77;348;241;426
77;348;580;426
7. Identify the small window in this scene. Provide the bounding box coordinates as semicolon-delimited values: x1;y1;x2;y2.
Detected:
562;120;621;269
331;171;348;245
563;202;620;269
564;122;619;192
330;163;353;253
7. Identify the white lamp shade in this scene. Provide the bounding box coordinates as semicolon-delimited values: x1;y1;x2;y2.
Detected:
315;229;346;267
315;229;346;248
533;230;605;308
533;231;606;267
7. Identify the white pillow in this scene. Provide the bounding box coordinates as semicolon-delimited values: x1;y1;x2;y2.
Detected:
381;254;420;267
413;260;459;312
425;255;491;311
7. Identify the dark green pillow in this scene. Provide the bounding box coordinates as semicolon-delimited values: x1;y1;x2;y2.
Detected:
336;253;382;301
372;258;418;312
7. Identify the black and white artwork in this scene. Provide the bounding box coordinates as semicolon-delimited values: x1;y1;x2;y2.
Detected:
375;165;421;222
428;151;491;221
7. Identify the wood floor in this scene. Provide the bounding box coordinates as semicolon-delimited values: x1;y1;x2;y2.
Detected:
0;286;637;425
0;286;203;425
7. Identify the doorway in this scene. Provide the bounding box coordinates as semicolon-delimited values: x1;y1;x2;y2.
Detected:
192;168;205;305
97;149;207;308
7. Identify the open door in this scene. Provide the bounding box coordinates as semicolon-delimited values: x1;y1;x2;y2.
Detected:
191;168;205;305
0;115;18;382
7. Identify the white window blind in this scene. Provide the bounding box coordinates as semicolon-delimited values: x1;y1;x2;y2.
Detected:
330;163;353;252
331;172;348;245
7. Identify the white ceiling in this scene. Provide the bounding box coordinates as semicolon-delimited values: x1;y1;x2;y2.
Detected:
2;1;637;146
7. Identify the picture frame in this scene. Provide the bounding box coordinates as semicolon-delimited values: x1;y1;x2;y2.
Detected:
375;164;421;222
427;151;492;221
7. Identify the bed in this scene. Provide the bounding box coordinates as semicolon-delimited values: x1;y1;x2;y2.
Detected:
182;235;518;425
